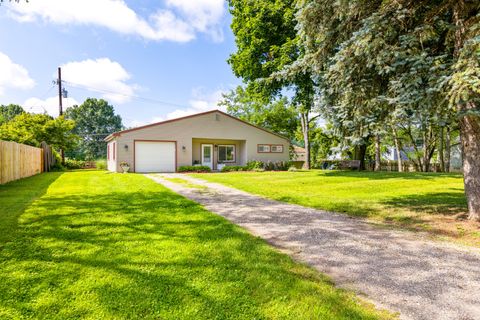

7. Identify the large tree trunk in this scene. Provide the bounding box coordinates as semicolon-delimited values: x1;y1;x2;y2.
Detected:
445;126;451;173
422;125;432;172
439;126;445;172
354;143;367;171
454;1;480;220
460;102;480;220
392;125;403;172
374;135;381;171
300;112;311;169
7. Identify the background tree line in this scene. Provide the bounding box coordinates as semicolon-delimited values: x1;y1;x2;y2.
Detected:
0;98;123;161
224;0;480;220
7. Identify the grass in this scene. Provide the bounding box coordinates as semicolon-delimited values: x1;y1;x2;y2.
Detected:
0;171;391;319
190;170;480;246
162;176;208;191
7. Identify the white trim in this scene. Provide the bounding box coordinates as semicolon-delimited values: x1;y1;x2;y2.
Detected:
201;144;213;169
218;144;235;163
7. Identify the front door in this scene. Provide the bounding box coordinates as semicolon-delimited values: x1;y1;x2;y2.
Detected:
201;144;213;169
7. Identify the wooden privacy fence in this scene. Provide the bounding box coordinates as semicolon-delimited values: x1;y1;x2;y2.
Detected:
0;140;44;184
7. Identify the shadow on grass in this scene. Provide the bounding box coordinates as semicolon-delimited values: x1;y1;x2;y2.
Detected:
322;170;463;180
0;179;383;319
382;192;468;217
0;172;63;245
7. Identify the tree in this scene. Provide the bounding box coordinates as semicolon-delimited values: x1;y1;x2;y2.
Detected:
65;98;123;160
228;0;317;168
0;104;24;125
219;85;300;140
0;113;78;150
294;0;480;220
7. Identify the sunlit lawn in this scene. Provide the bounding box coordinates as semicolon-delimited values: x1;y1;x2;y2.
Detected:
0;171;390;319
191;170;480;246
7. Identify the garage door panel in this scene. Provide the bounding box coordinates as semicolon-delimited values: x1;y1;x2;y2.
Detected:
135;141;176;173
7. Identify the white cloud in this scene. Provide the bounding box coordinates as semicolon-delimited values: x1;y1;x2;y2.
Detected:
24;96;79;117
61;58;136;104
164;88;225;119
0;52;35;95
6;0;225;42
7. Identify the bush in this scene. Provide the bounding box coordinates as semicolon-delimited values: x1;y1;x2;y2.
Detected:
221;165;247;172
246;160;264;170
178;165;211;173
273;161;291;171
65;159;86;170
96;159;107;170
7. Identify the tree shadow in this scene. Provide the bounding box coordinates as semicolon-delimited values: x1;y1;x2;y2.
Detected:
382;191;467;217
0;172;63;245
0;179;384;319
321;171;463;180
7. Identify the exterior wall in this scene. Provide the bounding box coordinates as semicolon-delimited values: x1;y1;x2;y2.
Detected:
109;111;290;172
107;141;117;172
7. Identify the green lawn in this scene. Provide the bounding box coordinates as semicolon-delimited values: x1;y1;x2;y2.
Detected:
190;171;479;245
0;171;390;320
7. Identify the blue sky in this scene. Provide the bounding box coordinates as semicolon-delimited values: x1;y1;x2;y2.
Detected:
0;0;240;127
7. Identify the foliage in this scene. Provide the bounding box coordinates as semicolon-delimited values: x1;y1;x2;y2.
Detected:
64;159;86;170
0;171;390;319
245;160;292;171
119;161;129;167
65;98;123;160
228;0;317;168
219;85;300;140
0;104;24;125
178;165;211;173
95;159;107;170
0;113;78;150
246;160;265;170
221;165;248;172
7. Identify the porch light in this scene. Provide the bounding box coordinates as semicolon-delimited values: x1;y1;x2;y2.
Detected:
124;144;128;151
182;145;186;151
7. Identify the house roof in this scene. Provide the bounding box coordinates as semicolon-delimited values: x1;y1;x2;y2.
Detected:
105;110;290;142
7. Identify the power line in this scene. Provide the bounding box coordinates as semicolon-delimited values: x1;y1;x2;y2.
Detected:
62;80;193;109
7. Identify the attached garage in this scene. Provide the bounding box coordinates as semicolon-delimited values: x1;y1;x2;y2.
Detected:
134;140;176;173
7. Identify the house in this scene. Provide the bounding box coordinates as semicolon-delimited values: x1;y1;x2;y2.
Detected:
105;110;291;173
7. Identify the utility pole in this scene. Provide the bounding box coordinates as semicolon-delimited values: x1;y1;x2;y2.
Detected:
57;67;65;164
58;67;63;116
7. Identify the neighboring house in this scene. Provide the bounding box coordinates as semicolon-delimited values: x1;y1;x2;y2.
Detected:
105;110;291;173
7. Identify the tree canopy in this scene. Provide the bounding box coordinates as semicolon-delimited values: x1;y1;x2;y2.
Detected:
0;113;78;150
0;104;24;125
219;85;299;140
65;98;123;160
228;0;317;168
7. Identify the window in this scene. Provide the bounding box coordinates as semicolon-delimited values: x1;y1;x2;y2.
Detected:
218;145;235;162
271;145;283;153
257;144;271;153
107;144;110;160
113;142;116;160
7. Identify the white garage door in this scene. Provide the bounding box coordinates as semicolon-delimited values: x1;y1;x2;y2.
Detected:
135;141;176;173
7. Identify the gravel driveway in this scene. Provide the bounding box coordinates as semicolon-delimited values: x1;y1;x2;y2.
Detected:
148;173;480;320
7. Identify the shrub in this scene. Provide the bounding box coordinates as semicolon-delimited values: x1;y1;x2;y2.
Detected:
273;161;291;171
221;165;247;172
96;159;107;170
178;165;211;173
264;161;276;171
246;160;264;170
65;159;86;170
